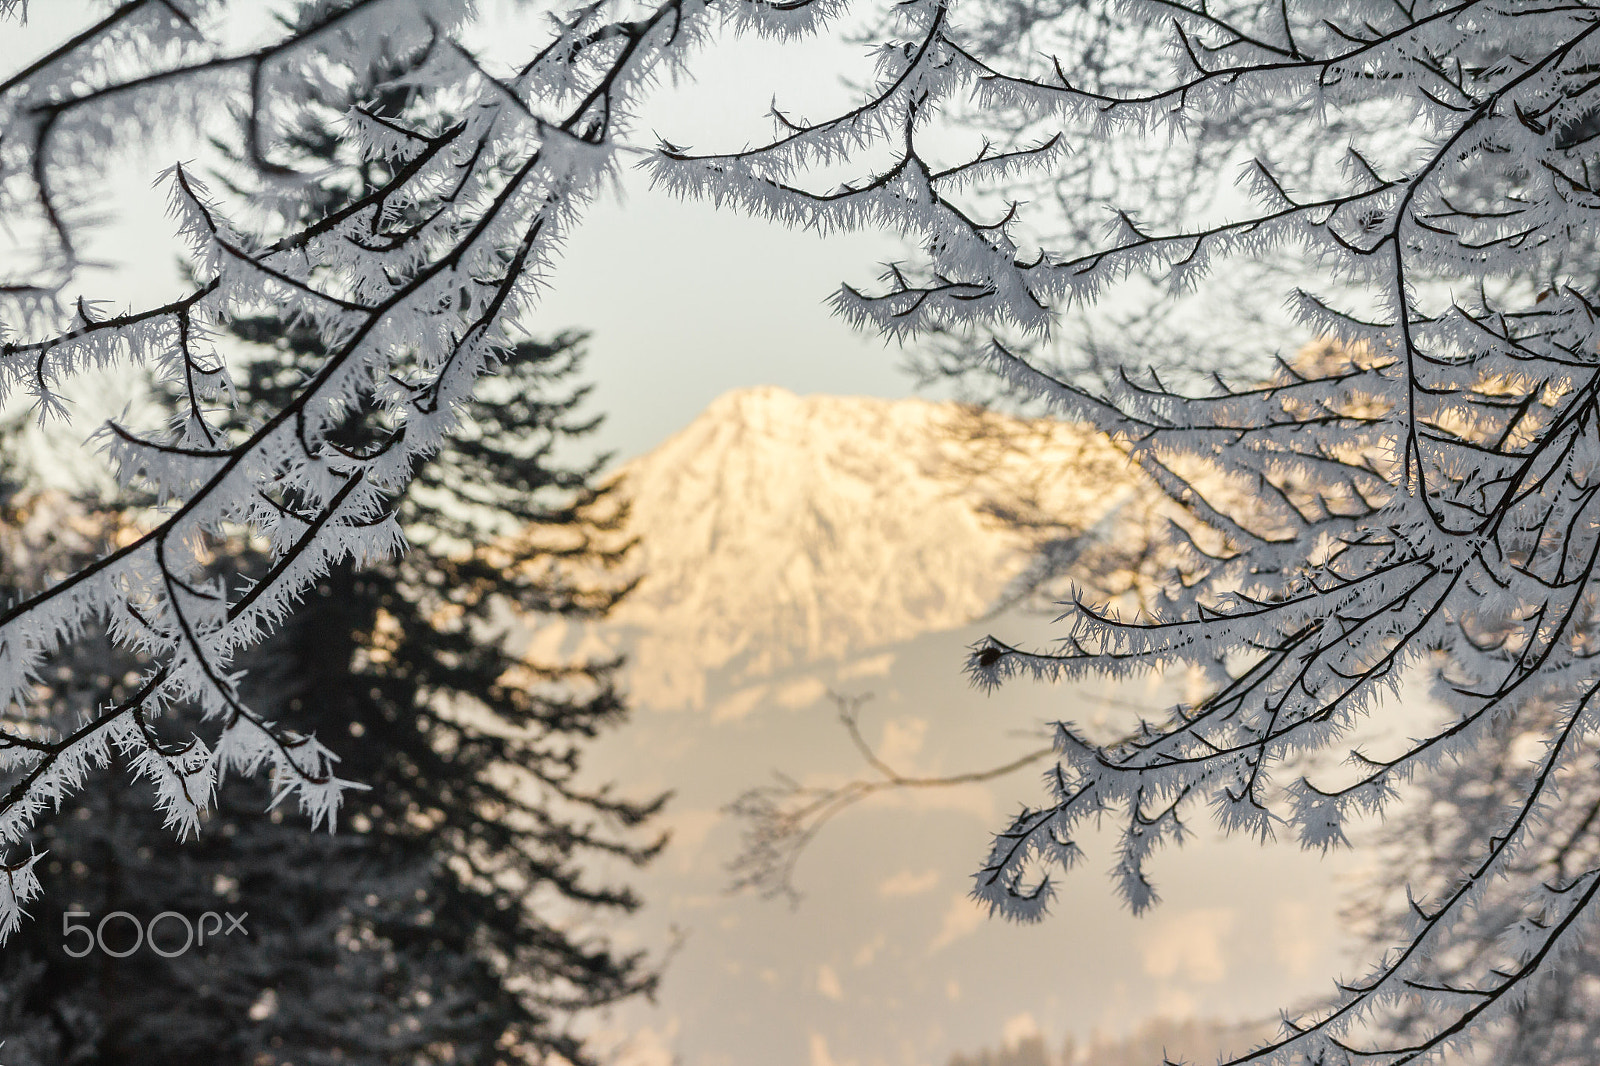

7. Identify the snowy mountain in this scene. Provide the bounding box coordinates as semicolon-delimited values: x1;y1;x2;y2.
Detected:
608;386;1153;710
578;387;1354;1066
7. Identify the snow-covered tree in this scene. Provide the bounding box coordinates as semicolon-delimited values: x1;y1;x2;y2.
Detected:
0;0;725;944
1;26;662;1058
939;6;1600;1066
9;0;1600;1061
1349;695;1600;1066
0;328;659;1066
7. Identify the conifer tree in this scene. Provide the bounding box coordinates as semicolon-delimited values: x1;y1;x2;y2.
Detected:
2;16;665;1059
0;326;661;1066
0;34;662;1051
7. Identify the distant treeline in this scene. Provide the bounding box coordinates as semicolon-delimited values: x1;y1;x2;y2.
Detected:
948;1017;1275;1066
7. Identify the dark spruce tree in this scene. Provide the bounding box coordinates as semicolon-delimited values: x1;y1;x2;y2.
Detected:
0;16;663;1062
0;328;663;1066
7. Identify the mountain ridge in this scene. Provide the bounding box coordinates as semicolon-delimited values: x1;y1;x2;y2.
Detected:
608;386;1153;710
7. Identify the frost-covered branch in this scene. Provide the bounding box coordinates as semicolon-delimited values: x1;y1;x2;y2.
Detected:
725;692;1053;905
908;0;1600;1057
0;0;1088;944
9;0;1600;1057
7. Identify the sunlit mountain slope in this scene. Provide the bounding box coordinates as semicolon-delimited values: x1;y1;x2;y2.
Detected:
610;386;1154;709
